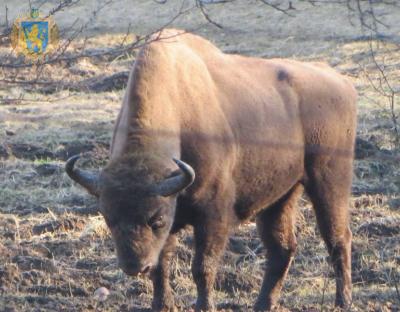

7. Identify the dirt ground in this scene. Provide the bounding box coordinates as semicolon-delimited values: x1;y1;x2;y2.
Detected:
0;1;399;311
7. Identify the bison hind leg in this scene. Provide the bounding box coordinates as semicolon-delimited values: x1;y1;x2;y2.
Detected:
305;157;353;309
254;183;303;311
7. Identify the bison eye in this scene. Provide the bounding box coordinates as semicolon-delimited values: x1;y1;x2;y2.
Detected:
149;215;165;230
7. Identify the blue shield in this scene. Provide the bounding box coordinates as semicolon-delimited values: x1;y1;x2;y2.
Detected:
21;21;48;54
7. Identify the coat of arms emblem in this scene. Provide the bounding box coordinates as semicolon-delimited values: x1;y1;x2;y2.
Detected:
11;8;59;59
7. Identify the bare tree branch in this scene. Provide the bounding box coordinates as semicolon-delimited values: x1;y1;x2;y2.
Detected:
259;0;295;16
0;0;195;93
196;0;224;28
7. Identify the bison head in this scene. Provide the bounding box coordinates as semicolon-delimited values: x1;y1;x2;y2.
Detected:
65;154;195;276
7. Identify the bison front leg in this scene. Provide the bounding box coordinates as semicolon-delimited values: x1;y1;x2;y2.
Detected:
151;234;177;312
192;216;229;311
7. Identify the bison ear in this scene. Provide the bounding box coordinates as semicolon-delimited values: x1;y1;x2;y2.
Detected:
65;155;100;197
152;159;195;197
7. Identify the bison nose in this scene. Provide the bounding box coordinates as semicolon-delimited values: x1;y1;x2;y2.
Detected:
120;265;139;276
140;263;152;275
118;261;153;276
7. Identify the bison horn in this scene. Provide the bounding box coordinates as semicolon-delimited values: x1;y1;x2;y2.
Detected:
65;155;99;197
154;158;195;197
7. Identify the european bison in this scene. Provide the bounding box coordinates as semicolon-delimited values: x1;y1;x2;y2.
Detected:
66;29;357;311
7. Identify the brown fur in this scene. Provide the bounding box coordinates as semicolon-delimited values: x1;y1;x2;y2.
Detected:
96;29;357;311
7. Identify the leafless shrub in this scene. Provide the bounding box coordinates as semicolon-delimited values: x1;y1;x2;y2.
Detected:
0;0;194;93
343;0;400;145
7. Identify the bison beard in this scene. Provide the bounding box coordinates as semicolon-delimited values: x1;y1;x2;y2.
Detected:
66;29;357;311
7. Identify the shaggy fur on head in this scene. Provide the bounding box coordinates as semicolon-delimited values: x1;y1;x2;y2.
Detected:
99;152;174;197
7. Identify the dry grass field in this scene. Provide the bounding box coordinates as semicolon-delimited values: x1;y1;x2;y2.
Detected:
0;1;399;311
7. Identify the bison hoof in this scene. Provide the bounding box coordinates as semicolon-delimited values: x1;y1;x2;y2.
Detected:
194;300;215;312
152;298;176;312
335;296;352;310
253;306;272;312
152;305;177;312
253;300;275;312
